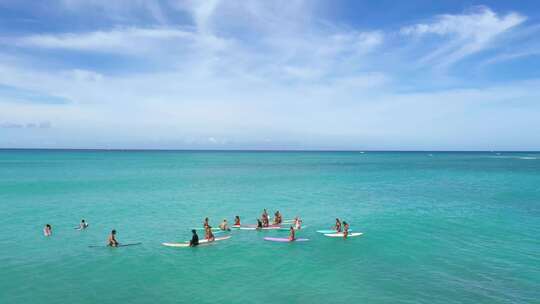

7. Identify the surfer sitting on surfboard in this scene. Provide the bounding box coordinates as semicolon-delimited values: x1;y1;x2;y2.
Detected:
343;221;349;239
219;219;230;231
262;209;269;227
205;226;215;242
108;229;119;247
256;219;263;230
274;211;282;225
189;230;199;247
43;224;52;236
288;226;296;241
294;217;302;229
334;218;342;232
203;217;210;229
234;216;241;227
78;219;89;230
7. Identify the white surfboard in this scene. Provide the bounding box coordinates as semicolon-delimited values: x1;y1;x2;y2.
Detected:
324;232;363;238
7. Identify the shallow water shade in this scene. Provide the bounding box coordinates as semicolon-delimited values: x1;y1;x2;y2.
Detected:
0;150;539;303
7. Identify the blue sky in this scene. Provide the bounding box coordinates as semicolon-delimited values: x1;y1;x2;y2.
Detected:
0;0;539;150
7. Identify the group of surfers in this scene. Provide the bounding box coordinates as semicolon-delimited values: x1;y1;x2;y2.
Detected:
333;218;350;238
44;214;348;247
188;210;304;246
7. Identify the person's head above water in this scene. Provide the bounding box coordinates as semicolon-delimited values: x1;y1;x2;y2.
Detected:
46;224;51;229
111;229;116;234
223;219;227;222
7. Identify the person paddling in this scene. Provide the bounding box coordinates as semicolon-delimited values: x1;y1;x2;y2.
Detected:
79;219;89;230
43;224;52;236
234;216;241;227
343;221;349;239
288;226;296;241
108;229;119;247
189;229;199;247
219;219;230;231
334;218;342;232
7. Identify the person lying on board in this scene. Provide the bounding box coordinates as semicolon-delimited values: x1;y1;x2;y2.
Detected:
219;219;231;231
189;229;199;247
205;226;215;241
288;226;296;241
108;229;119;247
334;218;342;232
234;216;241;227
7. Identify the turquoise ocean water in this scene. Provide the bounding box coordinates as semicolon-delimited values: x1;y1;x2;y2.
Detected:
0;150;538;303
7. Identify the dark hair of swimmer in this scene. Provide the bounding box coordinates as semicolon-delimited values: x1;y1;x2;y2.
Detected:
192;229;196;234
112;229;116;234
82;219;85;222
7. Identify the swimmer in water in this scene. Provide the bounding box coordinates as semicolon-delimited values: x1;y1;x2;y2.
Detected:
189;229;199;247
343;221;349;239
234;216;241;227
219;219;230;231
334;218;342;232
205;226;215;241
79;219;89;230
108;229;119;247
288;226;296;241
43;224;52;236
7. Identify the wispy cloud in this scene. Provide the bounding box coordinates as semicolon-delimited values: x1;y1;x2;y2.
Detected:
401;6;526;67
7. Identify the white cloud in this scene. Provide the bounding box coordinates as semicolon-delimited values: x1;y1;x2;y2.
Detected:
401;6;526;66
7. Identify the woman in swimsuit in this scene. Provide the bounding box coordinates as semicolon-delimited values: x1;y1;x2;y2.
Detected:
234;216;241;227
43;224;52;236
288;226;296;241
205;226;215;241
294;217;302;230
343;221;349;239
334;218;342;232
203;217;210;228
108;229;119;247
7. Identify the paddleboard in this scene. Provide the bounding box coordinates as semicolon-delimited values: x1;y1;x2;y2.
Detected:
264;237;309;242
323;232;363;237
162;235;231;248
88;242;142;248
316;229;354;234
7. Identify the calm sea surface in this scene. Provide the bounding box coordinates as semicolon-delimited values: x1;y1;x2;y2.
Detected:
0;150;538;303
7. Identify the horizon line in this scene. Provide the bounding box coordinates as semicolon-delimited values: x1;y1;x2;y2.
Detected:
0;148;539;153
